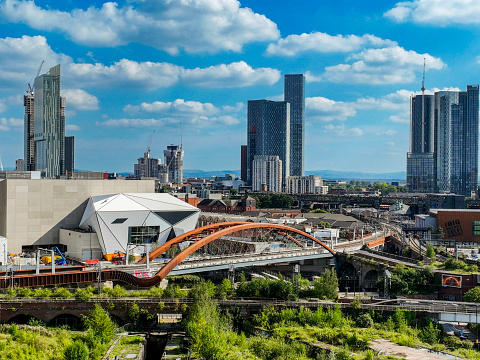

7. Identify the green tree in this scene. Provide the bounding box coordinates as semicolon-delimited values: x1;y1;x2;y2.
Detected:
426;243;435;259
229;189;238;196
64;340;89;360
83;304;116;344
464;286;480;302
313;268;338;300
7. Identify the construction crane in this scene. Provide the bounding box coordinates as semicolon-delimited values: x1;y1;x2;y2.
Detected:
146;130;155;157
26;60;44;95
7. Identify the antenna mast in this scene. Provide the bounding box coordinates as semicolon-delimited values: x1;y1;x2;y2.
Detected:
180;121;183;150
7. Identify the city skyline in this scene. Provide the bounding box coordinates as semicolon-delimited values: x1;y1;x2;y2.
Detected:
1;1;480;173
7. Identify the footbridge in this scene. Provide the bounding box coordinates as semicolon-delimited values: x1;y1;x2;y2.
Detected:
1;222;339;289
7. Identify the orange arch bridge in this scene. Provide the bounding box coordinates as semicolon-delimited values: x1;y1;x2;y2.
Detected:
1;222;335;289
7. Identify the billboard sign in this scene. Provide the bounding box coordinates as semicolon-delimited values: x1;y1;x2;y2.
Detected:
442;274;462;288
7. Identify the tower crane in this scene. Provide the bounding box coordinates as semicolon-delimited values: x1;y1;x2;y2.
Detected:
26;60;44;95
146;130;155;156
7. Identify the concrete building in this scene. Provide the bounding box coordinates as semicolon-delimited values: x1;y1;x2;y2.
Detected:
284;74;305;177
286;175;325;194
0;178;155;253
134;151;168;182
15;159;25;171
164;144;184;184
247;100;290;187
252;155;282;192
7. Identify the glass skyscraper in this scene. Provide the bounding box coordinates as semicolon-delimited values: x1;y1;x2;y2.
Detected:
407;85;479;197
33;64;66;178
407;94;435;193
284;74;305;177
247;100;290;187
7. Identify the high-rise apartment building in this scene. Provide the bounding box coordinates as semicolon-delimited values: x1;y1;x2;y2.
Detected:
252;155;282;192
407;85;479;197
247;100;290;188
134;151;168;182
65;136;75;174
164;144;184;184
407;94;436;193
450;85;479;197
284;74;305;177
33;65;67;177
23;91;35;171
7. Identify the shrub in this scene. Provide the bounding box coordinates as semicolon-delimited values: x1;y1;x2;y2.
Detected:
64;340;89;360
75;288;93;301
52;287;72;298
16;287;32;297
83;304;116;344
356;313;373;328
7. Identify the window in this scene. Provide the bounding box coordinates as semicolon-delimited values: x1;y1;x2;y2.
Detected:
128;226;160;244
112;218;127;224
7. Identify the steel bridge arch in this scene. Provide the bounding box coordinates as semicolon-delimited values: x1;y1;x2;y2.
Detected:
152;222;335;281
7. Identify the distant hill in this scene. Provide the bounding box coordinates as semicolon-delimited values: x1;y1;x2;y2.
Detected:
183;169;240;178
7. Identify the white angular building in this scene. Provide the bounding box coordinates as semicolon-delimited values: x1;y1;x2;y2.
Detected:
252;155;282;192
79;193;200;257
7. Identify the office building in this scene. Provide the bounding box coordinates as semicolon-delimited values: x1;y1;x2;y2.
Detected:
164;144;184;184
252;155;282;192
407;85;479;197
247;100;290;187
285;74;305;177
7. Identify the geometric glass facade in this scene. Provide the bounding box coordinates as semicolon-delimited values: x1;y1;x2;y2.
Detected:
247;99;290;188
406;152;435;193
23;93;35;171
33;64;66;178
164;145;184;184
285;74;305;177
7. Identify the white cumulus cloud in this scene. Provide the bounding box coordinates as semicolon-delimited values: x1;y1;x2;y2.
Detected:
385;0;480;25
66;124;81;131
323;46;445;84
124;99;219;116
324;124;363;136
0;117;22;131
266;32;396;56
306;97;356;122
62;89;99;110
0;0;280;54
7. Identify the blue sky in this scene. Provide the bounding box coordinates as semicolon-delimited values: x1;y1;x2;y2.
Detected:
0;0;479;174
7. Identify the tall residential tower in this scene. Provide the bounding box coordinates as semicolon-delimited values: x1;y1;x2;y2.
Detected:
247;100;290;187
284;74;305;177
407;85;479;197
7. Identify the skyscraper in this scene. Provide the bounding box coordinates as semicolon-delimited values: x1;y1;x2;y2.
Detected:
284;74;305;177
407;85;479;197
407;93;436;193
164;144;184;184
33;64;66;178
23;91;35;171
450;85;479;197
65;136;75;174
247;100;290;187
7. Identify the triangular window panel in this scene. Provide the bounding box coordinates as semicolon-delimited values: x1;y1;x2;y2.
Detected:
155;211;197;225
166;228;177;241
